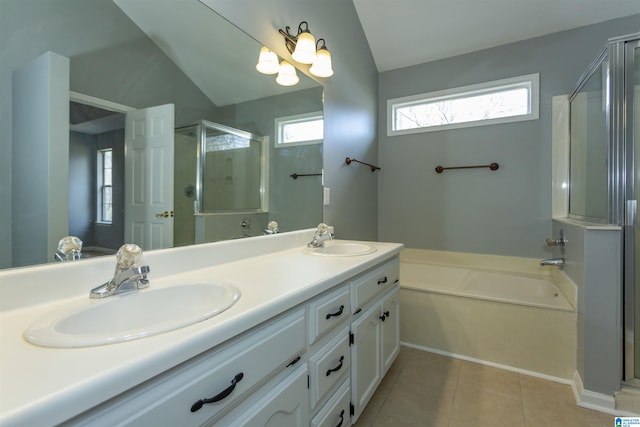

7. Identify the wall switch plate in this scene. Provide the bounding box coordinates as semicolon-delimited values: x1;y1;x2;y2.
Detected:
323;187;330;205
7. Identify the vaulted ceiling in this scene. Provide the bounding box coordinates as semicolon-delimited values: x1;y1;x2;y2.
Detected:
352;0;640;72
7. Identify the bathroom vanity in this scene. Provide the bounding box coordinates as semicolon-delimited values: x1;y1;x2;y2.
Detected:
0;230;402;426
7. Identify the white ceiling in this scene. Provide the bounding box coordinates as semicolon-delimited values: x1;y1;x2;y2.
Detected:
352;0;640;72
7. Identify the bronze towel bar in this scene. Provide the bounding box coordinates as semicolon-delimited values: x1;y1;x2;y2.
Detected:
345;157;381;172
290;173;322;179
435;162;499;174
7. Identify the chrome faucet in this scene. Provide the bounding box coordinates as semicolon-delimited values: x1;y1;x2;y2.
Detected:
307;223;333;248
90;244;150;299
540;258;564;269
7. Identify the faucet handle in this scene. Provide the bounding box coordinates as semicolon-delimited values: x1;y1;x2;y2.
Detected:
115;244;143;269
545;237;567;247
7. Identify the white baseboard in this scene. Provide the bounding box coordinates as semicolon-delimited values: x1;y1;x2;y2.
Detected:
572;370;638;416
400;342;572;385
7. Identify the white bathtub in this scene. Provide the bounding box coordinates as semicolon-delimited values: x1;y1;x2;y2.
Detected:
401;262;574;311
399;249;577;380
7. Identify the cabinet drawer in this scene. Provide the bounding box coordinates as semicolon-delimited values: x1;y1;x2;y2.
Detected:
68;309;306;427
310;379;351;427
351;257;399;314
308;284;350;345
215;365;309;427
309;327;350;410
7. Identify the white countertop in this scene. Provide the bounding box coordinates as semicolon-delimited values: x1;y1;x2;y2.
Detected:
0;231;402;426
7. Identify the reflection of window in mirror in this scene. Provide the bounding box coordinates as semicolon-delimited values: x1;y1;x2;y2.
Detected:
97;148;113;224
275;111;324;147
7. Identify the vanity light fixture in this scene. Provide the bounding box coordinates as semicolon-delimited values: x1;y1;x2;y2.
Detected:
256;21;333;86
279;21;334;78
275;60;299;86
255;46;279;75
308;39;333;78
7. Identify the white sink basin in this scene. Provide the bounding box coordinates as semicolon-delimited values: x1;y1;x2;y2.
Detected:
24;282;241;348
305;242;377;257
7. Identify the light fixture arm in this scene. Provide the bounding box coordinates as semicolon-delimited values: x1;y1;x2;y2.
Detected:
279;21;311;55
316;38;327;50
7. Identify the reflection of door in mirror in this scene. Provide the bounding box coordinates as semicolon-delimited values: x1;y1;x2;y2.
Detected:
124;104;175;251
69;97;178;255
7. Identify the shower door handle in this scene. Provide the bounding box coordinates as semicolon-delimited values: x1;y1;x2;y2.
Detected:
626;200;637;226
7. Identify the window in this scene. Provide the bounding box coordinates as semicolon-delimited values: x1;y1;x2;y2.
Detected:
275;111;324;147
388;73;539;136
97;148;112;224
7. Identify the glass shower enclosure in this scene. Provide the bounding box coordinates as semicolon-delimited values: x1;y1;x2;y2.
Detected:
174;120;267;246
569;33;640;384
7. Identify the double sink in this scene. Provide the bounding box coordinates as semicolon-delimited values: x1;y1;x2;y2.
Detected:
23;242;376;348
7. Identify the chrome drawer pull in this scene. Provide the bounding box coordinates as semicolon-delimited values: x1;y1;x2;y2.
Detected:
325;305;345;320
326;355;345;376
190;372;244;412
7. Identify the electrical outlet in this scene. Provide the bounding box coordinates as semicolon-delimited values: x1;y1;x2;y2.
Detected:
323;187;330;205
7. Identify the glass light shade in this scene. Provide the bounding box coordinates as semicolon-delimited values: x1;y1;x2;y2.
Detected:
309;47;334;78
275;61;299;86
291;31;317;64
256;47;279;75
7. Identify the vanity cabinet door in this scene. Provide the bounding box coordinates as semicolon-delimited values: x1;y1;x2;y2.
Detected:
350;302;382;421
381;287;400;375
214;365;309;427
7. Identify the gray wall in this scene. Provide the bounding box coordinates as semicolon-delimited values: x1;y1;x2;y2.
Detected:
204;0;380;241
378;14;640;258
0;0;220;268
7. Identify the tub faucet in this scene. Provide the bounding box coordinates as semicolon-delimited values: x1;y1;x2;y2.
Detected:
308;223;333;248
90;244;150;299
540;257;564;269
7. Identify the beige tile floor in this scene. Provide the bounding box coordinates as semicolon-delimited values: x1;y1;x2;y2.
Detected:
355;346;615;427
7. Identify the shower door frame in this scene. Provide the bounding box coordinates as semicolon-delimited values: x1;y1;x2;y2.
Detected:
623;37;640;384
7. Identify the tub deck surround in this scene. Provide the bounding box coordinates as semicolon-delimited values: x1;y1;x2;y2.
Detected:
0;230;403;427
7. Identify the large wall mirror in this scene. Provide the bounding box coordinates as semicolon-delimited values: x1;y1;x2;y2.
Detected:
4;0;324;269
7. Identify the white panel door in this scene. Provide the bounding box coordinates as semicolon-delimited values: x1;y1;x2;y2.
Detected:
124;104;174;250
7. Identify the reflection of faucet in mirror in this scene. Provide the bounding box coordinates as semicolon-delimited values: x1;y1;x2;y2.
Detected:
54;236;83;262
264;221;279;235
90;244;150;299
308;223;333;248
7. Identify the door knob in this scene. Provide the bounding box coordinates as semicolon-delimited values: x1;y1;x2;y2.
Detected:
155;211;174;218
